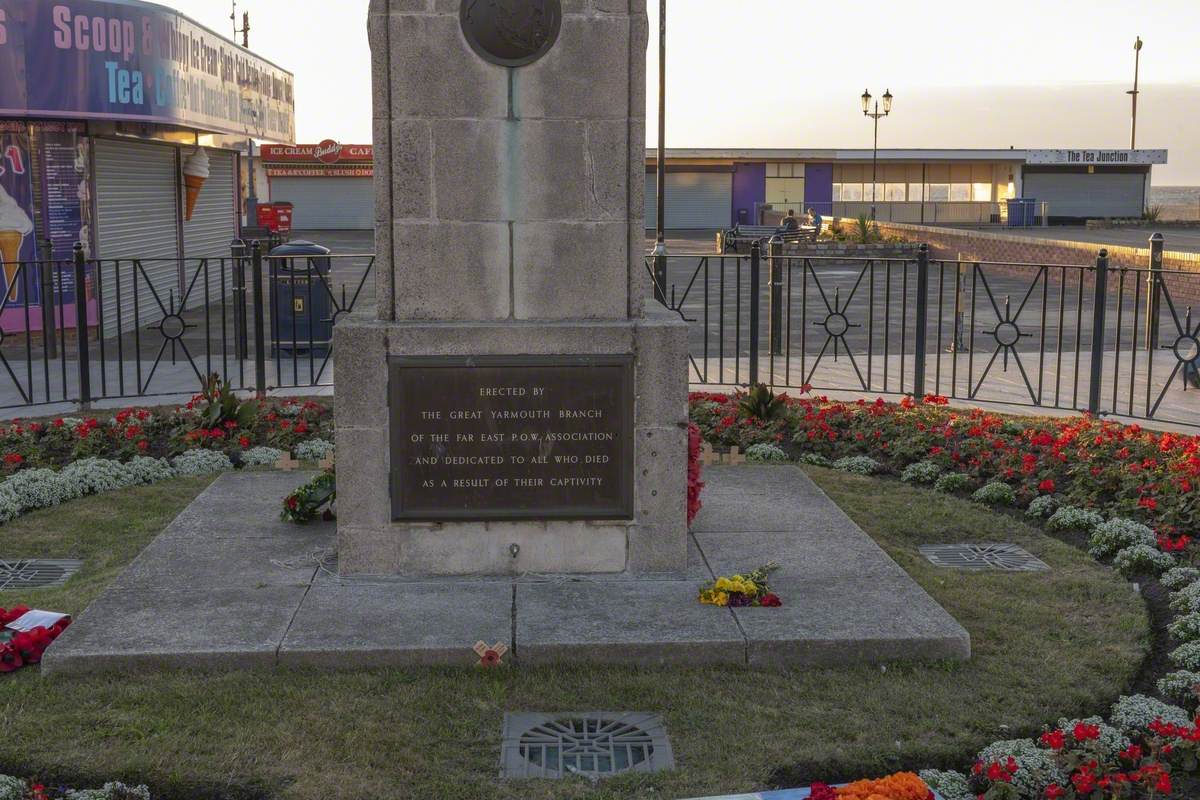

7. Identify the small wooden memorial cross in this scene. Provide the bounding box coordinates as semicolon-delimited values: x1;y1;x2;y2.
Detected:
724;446;747;466
699;441;722;467
319;453;335;471
275;453;301;471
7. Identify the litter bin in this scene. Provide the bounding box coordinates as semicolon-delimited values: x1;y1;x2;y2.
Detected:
268;240;333;356
1006;198;1037;227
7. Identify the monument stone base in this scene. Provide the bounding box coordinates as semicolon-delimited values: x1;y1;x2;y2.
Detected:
333;301;690;577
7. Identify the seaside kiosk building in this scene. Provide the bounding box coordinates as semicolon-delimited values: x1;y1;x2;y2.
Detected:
0;0;294;331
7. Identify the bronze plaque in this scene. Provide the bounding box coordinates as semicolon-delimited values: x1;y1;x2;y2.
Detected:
390;355;633;521
460;0;563;68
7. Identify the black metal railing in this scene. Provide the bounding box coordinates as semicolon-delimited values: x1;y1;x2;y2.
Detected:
0;240;374;409
650;236;1200;430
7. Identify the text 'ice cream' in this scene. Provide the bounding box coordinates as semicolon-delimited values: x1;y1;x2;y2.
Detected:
182;147;210;221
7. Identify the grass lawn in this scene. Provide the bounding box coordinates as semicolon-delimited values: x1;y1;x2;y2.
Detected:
0;467;1148;800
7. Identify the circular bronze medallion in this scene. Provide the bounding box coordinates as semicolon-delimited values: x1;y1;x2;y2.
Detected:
460;0;563;68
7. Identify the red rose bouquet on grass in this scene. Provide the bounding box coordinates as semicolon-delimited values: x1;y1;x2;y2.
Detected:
0;606;70;674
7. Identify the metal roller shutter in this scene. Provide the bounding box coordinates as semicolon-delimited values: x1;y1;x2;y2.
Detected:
1022;171;1145;219
270;176;373;230
645;172;732;229
93;138;182;335
182;148;238;259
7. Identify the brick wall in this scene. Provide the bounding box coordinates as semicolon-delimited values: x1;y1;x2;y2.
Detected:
841;219;1200;274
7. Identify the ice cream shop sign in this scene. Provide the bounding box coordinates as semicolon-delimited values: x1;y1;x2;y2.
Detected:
0;0;295;142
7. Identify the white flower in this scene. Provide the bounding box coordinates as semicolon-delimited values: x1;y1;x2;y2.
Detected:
917;770;971;800
901;460;942;484
1088;518;1157;559
1025;495;1058;518
0;774;24;800
242;446;285;467
1162;567;1200;591
59;458;137;495
976;739;1064;798
1111;544;1174;577
172;449;233;476
1109;694;1191;733
745;443;788;463
2;468;77;510
1157;670;1200;707
125;456;175;485
832;455;879;475
971;482;1016;506
295;438;334;462
1046;506;1104;533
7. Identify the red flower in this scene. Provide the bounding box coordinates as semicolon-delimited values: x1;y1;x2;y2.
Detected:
1038;479;1055;493
2;453;22;465
759;593;782;607
1044;784;1066;799
1040;729;1065;750
1073;722;1101;742
808;783;837;800
1139;496;1158;510
137;440;149;451
239;436;251;448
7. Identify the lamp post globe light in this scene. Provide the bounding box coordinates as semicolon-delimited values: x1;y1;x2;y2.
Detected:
861;88;893;221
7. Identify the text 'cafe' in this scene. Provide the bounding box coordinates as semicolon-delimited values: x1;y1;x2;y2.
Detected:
259;141;375;230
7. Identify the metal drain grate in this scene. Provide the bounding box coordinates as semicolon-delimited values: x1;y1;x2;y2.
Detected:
920;544;1049;572
0;559;85;591
500;712;673;779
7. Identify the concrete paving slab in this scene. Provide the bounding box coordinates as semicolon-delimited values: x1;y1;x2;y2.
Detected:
118;532;330;591
280;579;512;668
42;584;309;675
734;576;972;667
164;471;321;539
695;530;908;581
515;579;746;667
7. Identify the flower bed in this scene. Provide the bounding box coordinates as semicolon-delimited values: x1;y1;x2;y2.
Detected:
691;387;1200;799
0;378;335;525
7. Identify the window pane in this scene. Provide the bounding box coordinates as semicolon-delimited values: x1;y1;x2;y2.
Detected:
885;183;907;201
832;183;842;202
927;183;949;201
949;183;970;201
972;182;992;202
908;183;924;201
842;183;863;201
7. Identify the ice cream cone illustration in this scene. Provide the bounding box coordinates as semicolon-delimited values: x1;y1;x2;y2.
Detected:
0;184;33;303
182;147;210;221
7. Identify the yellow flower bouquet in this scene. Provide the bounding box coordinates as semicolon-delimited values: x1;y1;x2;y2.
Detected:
698;562;781;607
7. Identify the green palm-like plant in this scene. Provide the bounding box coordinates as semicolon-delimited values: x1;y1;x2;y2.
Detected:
737;383;787;421
854;214;879;244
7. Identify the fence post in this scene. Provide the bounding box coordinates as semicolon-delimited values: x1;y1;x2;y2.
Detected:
652;240;667;305
1145;232;1164;351
913;243;930;398
749;239;761;386
39;237;57;360
250;240;267;397
767;235;784;356
72;242;91;407
230;239;248;360
1088;249;1109;414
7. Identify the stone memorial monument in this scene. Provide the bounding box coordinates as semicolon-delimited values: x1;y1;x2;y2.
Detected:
335;0;689;576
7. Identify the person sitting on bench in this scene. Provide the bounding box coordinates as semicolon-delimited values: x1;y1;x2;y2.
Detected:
780;209;800;232
807;207;823;233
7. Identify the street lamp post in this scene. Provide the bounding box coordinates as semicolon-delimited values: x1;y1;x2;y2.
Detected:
1127;36;1143;149
652;0;667;303
861;88;893;221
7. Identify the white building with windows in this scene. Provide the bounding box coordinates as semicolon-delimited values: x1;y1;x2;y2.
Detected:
644;148;1168;229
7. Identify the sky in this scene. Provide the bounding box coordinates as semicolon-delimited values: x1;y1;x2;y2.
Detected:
172;0;1200;184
